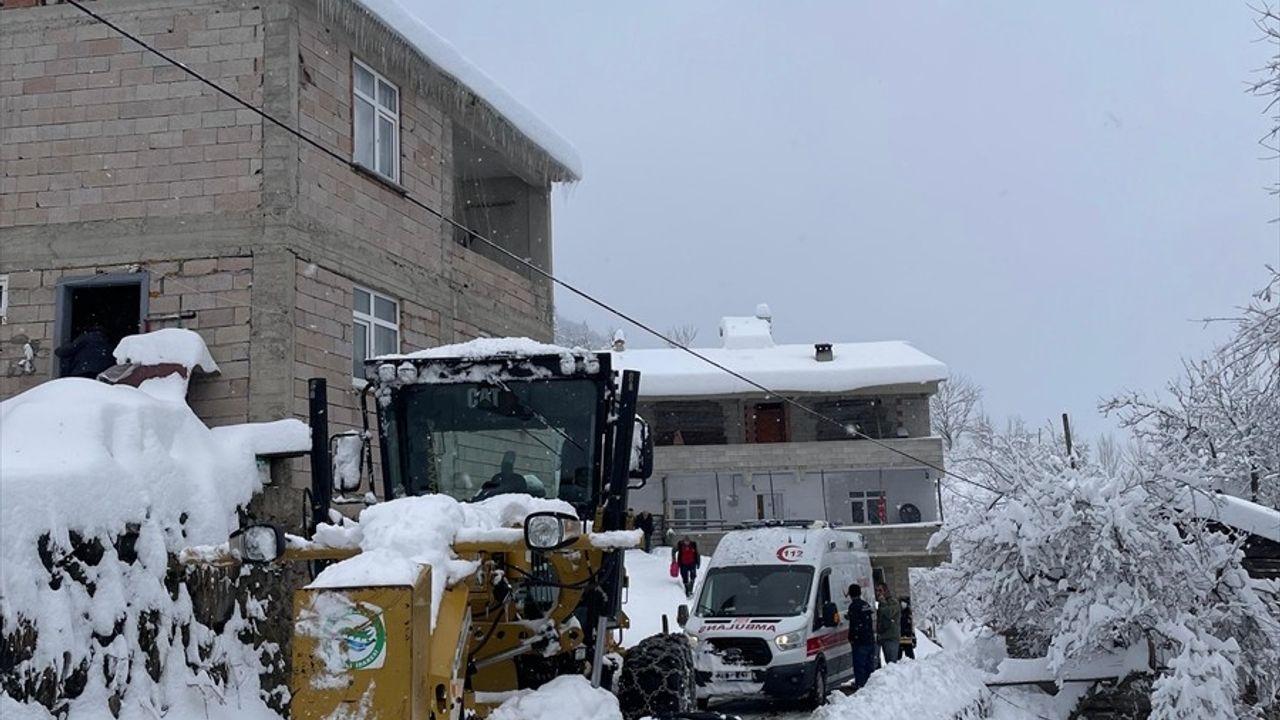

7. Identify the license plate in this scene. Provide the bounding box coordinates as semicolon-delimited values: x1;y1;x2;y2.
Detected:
714;671;753;681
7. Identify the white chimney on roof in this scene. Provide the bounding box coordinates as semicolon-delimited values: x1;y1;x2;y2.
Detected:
612;328;626;352
720;304;775;350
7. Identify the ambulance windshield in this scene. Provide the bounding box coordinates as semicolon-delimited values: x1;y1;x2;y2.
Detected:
695;565;815;618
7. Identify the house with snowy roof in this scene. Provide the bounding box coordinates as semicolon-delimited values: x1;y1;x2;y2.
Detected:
0;0;576;508
614;306;950;596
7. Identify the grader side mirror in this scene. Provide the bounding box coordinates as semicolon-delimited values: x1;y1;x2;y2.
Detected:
629;416;654;481
677;604;690;627
330;431;365;494
230;524;286;563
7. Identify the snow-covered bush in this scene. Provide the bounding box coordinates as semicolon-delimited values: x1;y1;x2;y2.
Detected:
0;380;280;720
924;421;1280;717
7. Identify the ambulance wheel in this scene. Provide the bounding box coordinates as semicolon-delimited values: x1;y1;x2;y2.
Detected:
805;660;828;708
616;633;697;720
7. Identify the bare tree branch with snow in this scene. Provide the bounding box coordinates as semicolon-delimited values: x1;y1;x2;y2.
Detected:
930;373;984;453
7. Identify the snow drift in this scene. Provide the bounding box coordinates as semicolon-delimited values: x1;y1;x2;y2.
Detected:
0;379;277;719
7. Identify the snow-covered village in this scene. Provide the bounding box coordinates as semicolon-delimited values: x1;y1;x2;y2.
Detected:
1;2;1278;720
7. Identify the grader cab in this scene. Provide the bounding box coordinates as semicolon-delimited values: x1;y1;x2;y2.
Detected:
227;344;702;720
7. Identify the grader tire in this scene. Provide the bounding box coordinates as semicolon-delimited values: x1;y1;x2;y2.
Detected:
616;633;697;720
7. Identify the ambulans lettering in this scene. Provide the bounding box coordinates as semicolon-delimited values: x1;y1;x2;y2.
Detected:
776;545;803;562
702;621;779;633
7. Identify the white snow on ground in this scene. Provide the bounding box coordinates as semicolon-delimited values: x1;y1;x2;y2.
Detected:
211;418;311;457
0;378;276;720
307;493;577;628
621;549;707;647
112;327;218;372
612;341;947;398
489;675;622;720
343;0;582;179
815;650;988;720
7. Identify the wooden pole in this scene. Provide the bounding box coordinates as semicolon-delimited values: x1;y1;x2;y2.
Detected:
1062;413;1076;469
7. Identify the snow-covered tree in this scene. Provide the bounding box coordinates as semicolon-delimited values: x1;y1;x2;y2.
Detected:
924;424;1280;717
554;314;609;350
1102;268;1280;507
929;373;984;453
664;324;699;348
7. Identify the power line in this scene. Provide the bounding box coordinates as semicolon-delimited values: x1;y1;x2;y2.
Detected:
64;0;983;492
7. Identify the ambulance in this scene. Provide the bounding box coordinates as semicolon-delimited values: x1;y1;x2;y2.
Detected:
682;522;874;708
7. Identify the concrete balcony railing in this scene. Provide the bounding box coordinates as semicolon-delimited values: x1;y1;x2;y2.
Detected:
651;436;946;474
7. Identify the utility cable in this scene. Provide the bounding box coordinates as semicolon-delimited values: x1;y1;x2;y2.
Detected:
65;0;985;492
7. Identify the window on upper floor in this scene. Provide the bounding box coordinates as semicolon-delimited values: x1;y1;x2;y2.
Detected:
353;286;399;379
352;58;400;183
0;275;8;321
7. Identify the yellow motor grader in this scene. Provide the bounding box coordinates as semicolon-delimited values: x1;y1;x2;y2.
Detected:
219;345;705;720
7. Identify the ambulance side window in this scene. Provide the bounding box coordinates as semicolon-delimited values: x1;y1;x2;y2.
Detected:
814;572;832;630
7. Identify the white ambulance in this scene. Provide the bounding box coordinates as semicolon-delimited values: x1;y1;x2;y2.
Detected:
682;522;874;708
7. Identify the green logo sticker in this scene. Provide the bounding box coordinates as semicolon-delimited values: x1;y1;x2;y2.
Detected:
325;601;387;671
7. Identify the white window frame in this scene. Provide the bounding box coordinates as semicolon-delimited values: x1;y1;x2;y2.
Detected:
850;490;887;525
352;58;400;183
672;498;708;519
352;285;399;381
0;275;8;321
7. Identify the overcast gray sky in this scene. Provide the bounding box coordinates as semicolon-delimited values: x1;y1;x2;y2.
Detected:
413;1;1279;438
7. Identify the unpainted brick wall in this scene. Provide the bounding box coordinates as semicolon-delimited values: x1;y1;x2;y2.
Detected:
0;257;254;426
0;0;264;227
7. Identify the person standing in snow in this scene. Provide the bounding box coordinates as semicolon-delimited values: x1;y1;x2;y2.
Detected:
672;536;700;597
55;322;114;379
875;582;902;664
899;596;916;660
635;511;654;553
847;584;877;689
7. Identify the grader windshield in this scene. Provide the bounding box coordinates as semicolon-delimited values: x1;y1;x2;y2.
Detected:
387;379;600;505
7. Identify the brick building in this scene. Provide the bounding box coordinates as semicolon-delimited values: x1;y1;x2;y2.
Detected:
614;307;951;597
1;0;578;512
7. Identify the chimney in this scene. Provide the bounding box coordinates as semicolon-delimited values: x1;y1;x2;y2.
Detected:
755;303;772;324
612;328;626;352
814;343;833;362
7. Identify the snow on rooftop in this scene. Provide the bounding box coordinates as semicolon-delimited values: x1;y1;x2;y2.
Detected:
1179;490;1280;544
113;328;219;373
613;340;948;398
346;0;582;180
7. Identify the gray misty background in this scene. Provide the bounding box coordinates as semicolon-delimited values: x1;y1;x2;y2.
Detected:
411;1;1280;437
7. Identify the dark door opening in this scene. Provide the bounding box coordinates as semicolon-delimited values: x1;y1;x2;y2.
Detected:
56;277;147;378
752;402;787;443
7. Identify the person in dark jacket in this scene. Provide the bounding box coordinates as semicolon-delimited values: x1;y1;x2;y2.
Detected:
875;583;902;664
55;323;114;379
672;537;700;597
847;584;877;689
635;511;655;553
899;596;916;659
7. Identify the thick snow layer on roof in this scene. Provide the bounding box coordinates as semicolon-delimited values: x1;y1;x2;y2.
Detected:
211;418;312;457
613;341;948;398
308;493;575;628
113;328;219;373
1179;491;1280;543
350;0;582;179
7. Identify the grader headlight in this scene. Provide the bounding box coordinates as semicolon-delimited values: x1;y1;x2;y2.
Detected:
524;512;581;551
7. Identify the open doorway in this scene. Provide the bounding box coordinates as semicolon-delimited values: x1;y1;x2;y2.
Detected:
54;273;149;378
